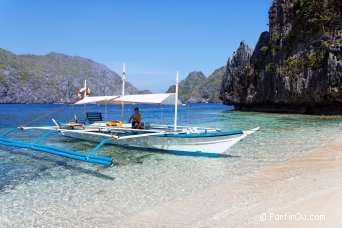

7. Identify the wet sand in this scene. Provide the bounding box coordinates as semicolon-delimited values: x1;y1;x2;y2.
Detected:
120;139;342;227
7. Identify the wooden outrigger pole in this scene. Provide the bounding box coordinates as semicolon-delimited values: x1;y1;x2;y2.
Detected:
83;80;87;120
174;70;179;131
121;63;126;123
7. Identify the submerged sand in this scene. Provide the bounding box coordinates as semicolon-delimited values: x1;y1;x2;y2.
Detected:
119;139;342;227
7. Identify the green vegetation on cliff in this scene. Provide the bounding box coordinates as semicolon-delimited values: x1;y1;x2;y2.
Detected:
166;71;206;103
220;0;341;114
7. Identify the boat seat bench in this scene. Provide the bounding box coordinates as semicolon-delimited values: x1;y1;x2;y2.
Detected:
86;112;103;123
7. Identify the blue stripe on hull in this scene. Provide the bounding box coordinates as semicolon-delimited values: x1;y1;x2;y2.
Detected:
115;144;222;157
157;130;243;138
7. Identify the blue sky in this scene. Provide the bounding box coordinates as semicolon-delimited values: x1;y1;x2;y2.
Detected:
0;0;272;92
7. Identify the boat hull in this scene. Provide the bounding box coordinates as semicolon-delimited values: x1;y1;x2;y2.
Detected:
61;130;250;156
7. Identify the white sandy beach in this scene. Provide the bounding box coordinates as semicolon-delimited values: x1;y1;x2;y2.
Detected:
118;139;342;227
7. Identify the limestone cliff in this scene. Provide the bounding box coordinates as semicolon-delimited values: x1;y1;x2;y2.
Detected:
220;0;341;114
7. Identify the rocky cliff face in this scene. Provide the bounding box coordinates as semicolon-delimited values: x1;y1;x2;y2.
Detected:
220;0;342;114
0;49;141;103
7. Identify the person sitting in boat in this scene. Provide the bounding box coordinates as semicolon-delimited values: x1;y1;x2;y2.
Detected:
129;107;141;129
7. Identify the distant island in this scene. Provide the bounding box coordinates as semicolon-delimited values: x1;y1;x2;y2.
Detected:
220;0;341;115
0;49;150;104
166;67;225;103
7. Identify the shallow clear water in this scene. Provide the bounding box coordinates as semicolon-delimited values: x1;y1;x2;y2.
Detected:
0;104;341;226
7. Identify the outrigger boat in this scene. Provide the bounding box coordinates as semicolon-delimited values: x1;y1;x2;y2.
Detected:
0;68;259;166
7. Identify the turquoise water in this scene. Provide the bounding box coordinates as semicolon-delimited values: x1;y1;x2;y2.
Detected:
0;104;341;226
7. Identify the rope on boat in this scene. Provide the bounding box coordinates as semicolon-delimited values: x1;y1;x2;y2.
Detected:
19;102;104;128
20;104;68;128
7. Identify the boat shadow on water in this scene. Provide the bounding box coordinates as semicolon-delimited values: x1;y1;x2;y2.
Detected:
220;153;240;158
120;145;241;159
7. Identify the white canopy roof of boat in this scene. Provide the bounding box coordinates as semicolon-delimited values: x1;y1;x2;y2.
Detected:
74;96;119;105
74;93;181;105
114;93;182;105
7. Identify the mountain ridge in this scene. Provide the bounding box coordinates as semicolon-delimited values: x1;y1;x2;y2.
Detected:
0;48;147;104
166;66;225;103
